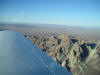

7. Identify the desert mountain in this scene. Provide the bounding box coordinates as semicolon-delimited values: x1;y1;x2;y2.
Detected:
25;33;99;75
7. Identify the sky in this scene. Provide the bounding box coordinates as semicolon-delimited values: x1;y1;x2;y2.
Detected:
0;0;100;27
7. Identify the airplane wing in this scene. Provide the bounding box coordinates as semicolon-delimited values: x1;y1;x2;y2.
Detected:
0;30;72;75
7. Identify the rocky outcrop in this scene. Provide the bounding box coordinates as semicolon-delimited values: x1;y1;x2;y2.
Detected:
25;34;96;74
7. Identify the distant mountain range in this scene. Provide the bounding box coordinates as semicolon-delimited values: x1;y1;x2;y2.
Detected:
0;23;100;43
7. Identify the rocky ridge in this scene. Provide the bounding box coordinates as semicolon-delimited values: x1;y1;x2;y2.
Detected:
25;34;100;75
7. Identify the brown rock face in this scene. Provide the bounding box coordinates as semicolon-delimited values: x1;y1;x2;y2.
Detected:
25;34;99;75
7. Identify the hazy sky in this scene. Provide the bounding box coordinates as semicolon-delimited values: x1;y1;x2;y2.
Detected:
0;0;100;27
